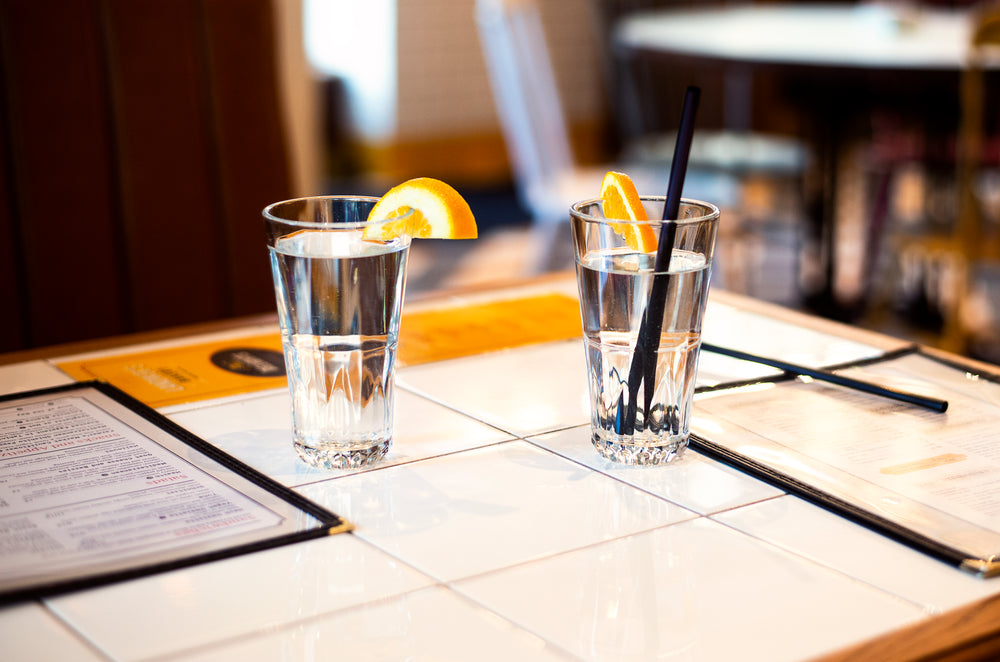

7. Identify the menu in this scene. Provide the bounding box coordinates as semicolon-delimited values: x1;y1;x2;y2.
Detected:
692;348;1000;577
0;382;348;603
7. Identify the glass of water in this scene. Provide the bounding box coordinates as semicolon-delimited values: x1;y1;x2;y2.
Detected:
263;196;413;469
571;196;719;465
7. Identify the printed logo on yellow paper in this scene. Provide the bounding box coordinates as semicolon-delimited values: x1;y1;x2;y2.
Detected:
58;335;287;408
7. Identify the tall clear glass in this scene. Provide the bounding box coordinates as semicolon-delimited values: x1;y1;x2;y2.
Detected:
571;196;719;465
263;196;412;469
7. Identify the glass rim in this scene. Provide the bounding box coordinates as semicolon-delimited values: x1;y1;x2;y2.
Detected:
262;194;414;230
570;196;720;226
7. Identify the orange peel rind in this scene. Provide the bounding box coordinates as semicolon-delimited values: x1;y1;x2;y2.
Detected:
599;171;657;253
364;177;477;240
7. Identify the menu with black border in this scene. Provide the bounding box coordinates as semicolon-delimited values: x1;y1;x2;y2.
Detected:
691;347;1000;577
0;381;349;603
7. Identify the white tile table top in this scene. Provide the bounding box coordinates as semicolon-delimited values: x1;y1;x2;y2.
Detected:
455;518;926;662
47;534;435;661
394;298;892;439
163;585;574;662
0;360;74;396
396;340;590;437
715;495;1000;614
1;602;105;662
165;387;514;487
298;440;697;582
702;300;885;369
3;279;1000;661
530;425;784;515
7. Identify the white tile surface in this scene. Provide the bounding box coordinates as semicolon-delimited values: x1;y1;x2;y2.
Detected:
48;534;434;661
298;441;697;582
702;301;885;367
166;388;513;486
455;517;926;662
0;361;75;395
0;603;103;662
3;277;995;661
530;426;784;515
393;304;887;443
714;495;1000;613
695;300;895;387
696;350;783;386
165;585;574;661
396;341;590;437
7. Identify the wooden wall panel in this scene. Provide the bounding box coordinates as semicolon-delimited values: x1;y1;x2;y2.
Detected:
0;0;293;353
0;43;27;351
202;0;292;317
0;0;127;349
103;0;228;331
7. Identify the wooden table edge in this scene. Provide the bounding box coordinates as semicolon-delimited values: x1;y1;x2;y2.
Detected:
814;590;1000;662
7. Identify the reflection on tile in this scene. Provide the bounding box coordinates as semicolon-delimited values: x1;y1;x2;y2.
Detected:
166;388;512;487
530;426;784;515
298;441;696;582
702;301;886;367
456;518;925;661
696;350;782;386
397;341;589;436
1;603;103;662
714;495;1000;612
0;361;74;396
696;301;892;387
168;585;573;661
48;534;434;661
393;306;885;440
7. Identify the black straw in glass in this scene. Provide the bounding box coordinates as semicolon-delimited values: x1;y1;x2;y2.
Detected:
618;86;701;434
701;342;949;413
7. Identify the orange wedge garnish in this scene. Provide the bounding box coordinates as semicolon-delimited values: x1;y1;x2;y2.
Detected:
364;177;477;240
600;171;657;253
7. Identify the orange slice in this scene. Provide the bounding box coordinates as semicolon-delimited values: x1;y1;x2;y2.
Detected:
599;171;657;253
364;177;477;240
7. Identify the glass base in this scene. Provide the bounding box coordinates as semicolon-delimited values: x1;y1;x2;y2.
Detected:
591;432;688;466
294;439;391;470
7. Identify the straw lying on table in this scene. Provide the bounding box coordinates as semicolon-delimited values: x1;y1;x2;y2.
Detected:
618;86;701;435
701;343;949;412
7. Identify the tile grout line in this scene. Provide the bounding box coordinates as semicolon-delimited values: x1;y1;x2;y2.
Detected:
441;583;581;660
288;437;527;490
705;502;935;615
41;600;118;662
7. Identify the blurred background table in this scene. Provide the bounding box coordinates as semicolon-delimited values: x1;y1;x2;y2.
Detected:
616;4;975;70
614;2;1000;356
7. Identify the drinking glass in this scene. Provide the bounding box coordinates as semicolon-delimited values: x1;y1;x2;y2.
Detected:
571;196;719;465
263;196;412;469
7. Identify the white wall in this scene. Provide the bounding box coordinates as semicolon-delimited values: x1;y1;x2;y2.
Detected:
304;0;607;144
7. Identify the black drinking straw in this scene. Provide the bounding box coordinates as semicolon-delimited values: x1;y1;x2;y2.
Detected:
618;86;701;434
701;343;949;412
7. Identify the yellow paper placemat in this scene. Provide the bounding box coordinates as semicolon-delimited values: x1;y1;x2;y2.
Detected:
57;292;582;408
57;337;288;408
398;292;581;365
